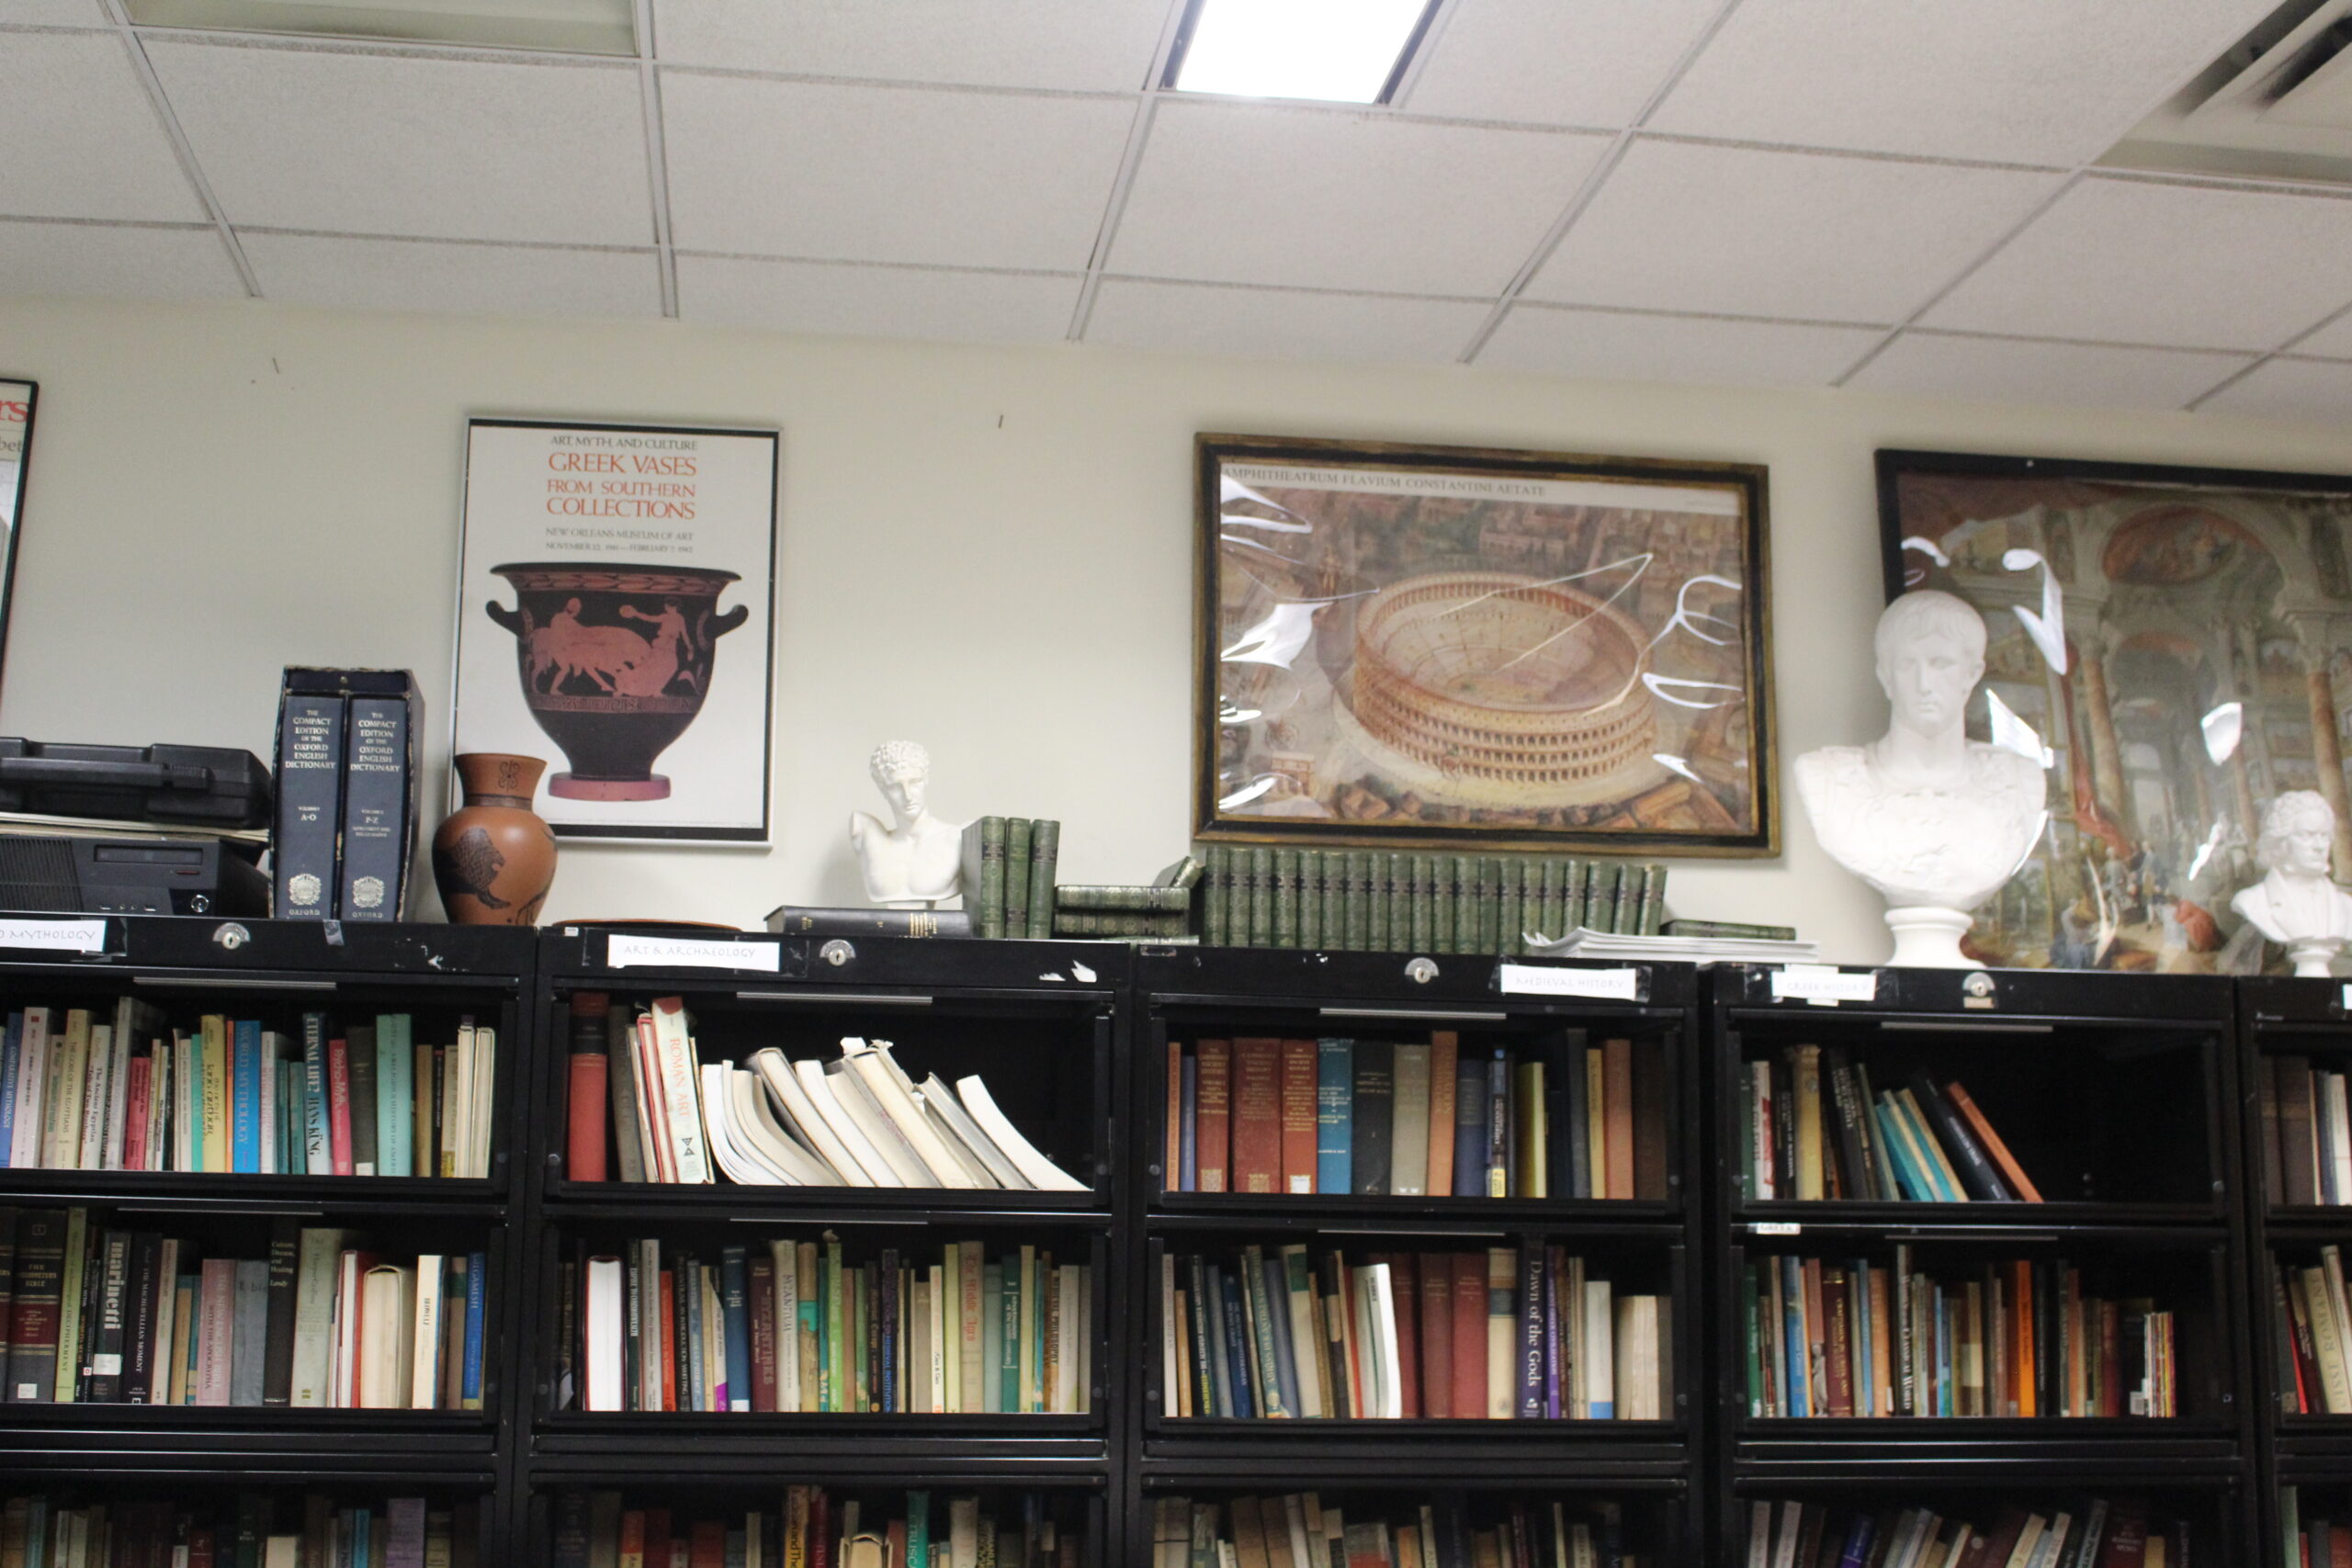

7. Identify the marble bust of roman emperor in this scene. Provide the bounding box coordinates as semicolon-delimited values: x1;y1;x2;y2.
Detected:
1794;591;2047;966
849;740;967;908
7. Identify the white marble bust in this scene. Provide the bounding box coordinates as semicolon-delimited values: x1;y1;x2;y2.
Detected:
2233;790;2352;975
1794;591;2047;966
849;740;968;908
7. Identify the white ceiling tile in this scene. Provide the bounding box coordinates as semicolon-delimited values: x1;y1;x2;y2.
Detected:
1651;0;2278;165
678;254;1080;343
243;232;661;319
651;0;1169;92
0;219;243;300
0;0;107;23
1111;99;1608;296
2286;307;2352;361
1404;0;1721;129
1476;304;1880;387
1523;140;2060;323
1086;277;1488;363
1922;178;2352;352
662;74;1134;269
143;40;650;245
0;31;205;221
1847;331;2253;411
2198;357;2352;424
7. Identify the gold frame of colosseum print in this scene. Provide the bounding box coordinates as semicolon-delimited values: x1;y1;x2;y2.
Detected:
1194;433;1777;856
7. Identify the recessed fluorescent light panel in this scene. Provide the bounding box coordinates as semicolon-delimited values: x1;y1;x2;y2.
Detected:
1166;0;1442;105
122;0;637;55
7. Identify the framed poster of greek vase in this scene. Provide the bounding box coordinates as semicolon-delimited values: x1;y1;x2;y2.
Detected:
0;379;35;694
1879;446;2352;973
452;418;778;842
1195;433;1777;855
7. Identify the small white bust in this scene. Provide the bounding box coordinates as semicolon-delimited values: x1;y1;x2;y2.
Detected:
2233;791;2352;975
849;740;968;908
1794;591;2047;966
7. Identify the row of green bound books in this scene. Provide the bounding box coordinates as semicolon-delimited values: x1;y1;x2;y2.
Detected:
1195;845;1665;955
956;818;1061;940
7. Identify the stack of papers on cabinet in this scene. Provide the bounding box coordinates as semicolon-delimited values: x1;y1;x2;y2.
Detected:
1523;927;1821;964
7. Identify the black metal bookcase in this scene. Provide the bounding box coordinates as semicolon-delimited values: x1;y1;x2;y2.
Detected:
1708;963;2257;1564
2235;976;2352;1568
515;928;1127;1562
0;915;535;1561
1125;947;1706;1564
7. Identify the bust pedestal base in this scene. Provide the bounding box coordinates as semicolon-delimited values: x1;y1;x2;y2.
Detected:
2286;935;2345;977
1884;905;1976;969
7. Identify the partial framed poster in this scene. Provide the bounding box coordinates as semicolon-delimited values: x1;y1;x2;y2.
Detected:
453;418;777;842
1195;432;1776;855
0;379;34;693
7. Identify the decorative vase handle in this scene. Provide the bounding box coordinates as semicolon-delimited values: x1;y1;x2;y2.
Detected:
708;604;750;638
485;600;527;637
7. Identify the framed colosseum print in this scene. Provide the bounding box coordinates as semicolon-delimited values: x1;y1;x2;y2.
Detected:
452;418;778;843
1194;433;1776;855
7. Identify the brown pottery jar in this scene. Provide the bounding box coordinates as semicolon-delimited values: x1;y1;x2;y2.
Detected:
432;753;558;925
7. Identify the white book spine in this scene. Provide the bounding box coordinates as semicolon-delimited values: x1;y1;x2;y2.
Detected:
771;1239;800;1413
290;1229;342;1408
953;1076;1088;1192
791;1059;898;1186
77;1023;112;1171
1585;1280;1615;1419
9;1008;47;1168
257;1032;281;1176
411;1257;444;1410
470;1025;496;1179
649;1000;710;1185
582;1256;623;1413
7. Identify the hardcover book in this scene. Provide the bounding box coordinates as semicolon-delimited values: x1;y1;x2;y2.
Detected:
272;683;344;920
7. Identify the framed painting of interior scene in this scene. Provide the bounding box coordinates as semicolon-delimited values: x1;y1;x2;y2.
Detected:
1880;447;2352;972
1196;433;1776;855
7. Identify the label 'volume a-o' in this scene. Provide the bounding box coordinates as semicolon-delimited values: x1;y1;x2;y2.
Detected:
339;696;411;920
273;691;344;919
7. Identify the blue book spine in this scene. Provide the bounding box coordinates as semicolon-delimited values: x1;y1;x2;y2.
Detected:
1781;1256;1809;1417
1260;1253;1302;1419
1851;1258;1873;1416
1178;1055;1197;1191
232;1019;263;1174
1517;1245;1546;1418
337;694;412;920
0;1011;21;1168
462;1251;487;1407
1315;1038;1352;1195
352;1509;370;1566
878;1249;899;1414
999;1255;1021;1415
1487;1051;1511;1197
1217;1270;1255;1418
721;1246;752;1412
904;1491;930;1568
683;1258;707;1412
1837;1517;1874;1568
300;1013;333;1177
1451;1056;1485;1199
273;690;344;919
1872;1100;1928;1201
377;1014;412;1179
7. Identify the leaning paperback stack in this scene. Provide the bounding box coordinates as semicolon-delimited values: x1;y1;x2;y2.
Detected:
958;817;1060;938
2269;1243;2352;1414
1052;854;1204;942
1747;1495;2189;1568
1197;845;1665;953
1742;1048;2042;1203
564;996;1085;1192
0;1209;486;1410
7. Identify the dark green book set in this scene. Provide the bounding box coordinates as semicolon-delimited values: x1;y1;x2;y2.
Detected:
0;915;2342;1562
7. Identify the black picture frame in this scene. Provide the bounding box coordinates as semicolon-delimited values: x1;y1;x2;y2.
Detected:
0;378;37;699
1877;446;2352;973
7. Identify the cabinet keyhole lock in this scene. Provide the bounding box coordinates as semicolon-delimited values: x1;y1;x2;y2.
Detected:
1405;956;1439;985
820;939;855;967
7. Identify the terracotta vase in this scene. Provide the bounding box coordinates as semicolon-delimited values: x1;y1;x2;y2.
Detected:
481;561;747;801
433;753;557;926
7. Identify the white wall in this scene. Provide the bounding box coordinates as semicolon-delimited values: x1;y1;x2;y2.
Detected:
0;294;2346;962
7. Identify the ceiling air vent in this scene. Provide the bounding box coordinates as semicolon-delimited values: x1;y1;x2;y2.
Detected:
2103;0;2352;185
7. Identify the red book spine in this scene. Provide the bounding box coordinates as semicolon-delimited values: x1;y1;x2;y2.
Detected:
1450;1252;1487;1419
690;1522;726;1568
1230;1038;1283;1194
748;1257;777;1413
1387;1252;1420;1417
642;1509;671;1568
1194;1040;1231;1193
567;1053;610;1182
189;1531;217;1568
326;1038;356;1178
1419;1253;1453;1419
659;1270;678;1413
808;1489;832;1568
1279;1039;1318;1194
122;1055;152;1172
